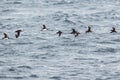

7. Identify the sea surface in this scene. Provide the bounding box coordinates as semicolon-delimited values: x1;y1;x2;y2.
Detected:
0;0;120;80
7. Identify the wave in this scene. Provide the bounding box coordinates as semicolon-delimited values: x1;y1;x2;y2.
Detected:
94;47;117;53
17;65;32;69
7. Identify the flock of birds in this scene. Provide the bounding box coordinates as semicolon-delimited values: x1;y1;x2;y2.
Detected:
2;24;117;39
2;29;22;39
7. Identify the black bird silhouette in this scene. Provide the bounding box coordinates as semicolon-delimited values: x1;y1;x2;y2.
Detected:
71;28;77;34
2;33;9;39
70;28;80;37
74;31;80;37
111;27;117;33
86;26;92;33
15;30;22;38
56;31;62;37
41;24;48;31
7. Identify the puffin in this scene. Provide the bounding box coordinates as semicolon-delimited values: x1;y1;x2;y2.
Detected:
110;27;117;33
41;24;48;31
86;26;92;33
15;30;22;38
2;33;9;39
56;31;62;37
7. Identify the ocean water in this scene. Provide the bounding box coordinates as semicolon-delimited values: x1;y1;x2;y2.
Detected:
0;0;120;80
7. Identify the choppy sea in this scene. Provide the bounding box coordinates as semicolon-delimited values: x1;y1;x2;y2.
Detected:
0;0;120;80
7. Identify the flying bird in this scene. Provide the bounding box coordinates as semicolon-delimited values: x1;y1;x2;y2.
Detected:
41;24;48;31
56;31;62;37
71;28;77;34
74;32;80;37
70;28;80;37
86;26;92;33
15;30;22;38
110;27;117;33
2;33;9;39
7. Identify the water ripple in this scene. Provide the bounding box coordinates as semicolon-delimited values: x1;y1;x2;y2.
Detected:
94;47;117;53
50;76;62;80
29;74;39;78
17;65;32;69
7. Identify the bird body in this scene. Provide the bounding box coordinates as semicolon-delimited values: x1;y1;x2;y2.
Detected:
74;32;80;37
70;28;80;37
71;28;77;34
15;30;22;38
56;31;62;37
111;27;117;33
41;24;48;31
86;26;92;33
2;33;9;39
